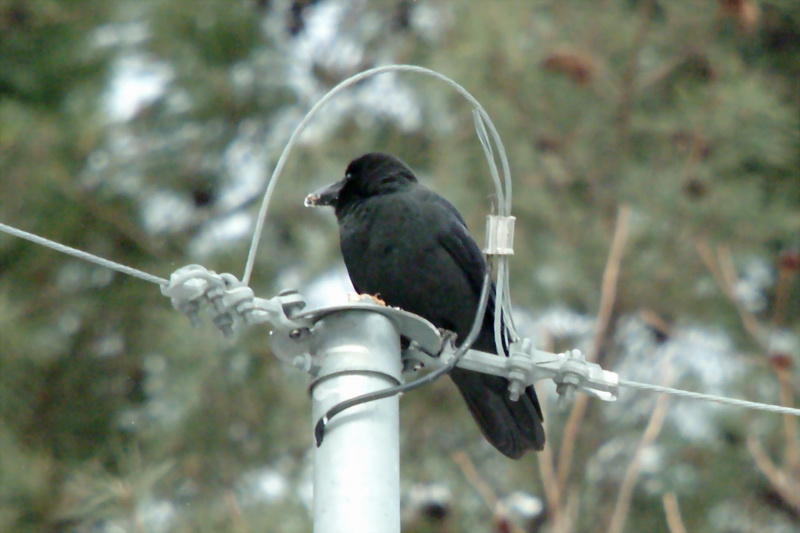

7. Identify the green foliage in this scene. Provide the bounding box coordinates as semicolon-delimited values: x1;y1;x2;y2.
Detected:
1;0;798;532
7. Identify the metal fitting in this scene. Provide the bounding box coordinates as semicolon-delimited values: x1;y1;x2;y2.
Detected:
483;215;515;255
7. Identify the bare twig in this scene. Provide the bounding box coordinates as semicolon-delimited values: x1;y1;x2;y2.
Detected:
451;452;525;533
747;436;800;512
224;490;250;533
694;238;726;289
771;260;796;326
695;240;764;346
556;204;631;496
552;485;580;533
607;390;671;533
452;451;499;510
556;396;589;494
776;368;800;474
536;395;562;526
662;492;687;533
639;308;673;340
591;204;632;362
716;244;765;342
533;335;563;529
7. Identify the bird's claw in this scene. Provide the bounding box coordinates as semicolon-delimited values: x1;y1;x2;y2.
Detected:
435;329;458;357
347;293;388;306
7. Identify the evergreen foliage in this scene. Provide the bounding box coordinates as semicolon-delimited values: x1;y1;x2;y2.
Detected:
1;0;798;531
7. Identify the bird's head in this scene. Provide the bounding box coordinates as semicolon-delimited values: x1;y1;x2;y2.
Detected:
304;153;418;213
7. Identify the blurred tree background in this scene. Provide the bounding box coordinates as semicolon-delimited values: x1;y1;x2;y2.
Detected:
1;0;798;532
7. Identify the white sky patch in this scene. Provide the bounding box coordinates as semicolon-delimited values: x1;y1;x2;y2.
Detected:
292;0;364;74
356;72;422;132
220;122;270;211
238;467;289;504
94;21;151;48
140;191;194;234
137;499;176;533
300;267;352;310
411;2;448;42
281;0;422;143
526;307;595;348
254;469;288;501
188;211;253;257
106;54;173;122
734;256;773;313
503;491;544;520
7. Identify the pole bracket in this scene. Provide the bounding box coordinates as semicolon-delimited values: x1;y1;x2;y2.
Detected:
161;264;618;406
160;264;312;339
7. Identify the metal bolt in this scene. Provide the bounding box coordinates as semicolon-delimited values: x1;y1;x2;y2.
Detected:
178;300;202;328
402;359;423;373
236;301;255;324
556;373;580;409
507;369;526;401
293;354;311;372
213;314;235;338
279;289;306;318
186;311;202;328
289;327;309;340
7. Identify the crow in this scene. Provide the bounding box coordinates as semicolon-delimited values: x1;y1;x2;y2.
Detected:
305;152;545;458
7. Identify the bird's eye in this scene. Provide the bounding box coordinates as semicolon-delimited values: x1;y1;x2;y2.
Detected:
345;172;352;180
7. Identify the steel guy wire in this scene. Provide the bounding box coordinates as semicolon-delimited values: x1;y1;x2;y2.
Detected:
1;214;798;419
0;221;167;286
618;378;800;416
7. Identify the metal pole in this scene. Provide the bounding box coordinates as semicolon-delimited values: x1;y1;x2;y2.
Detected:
310;308;402;533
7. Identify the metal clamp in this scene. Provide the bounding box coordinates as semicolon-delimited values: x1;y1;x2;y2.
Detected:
507;342;618;403
161;265;618;405
160;264;310;339
429;339;618;404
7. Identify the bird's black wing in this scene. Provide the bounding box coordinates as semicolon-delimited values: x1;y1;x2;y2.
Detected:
428;192;508;355
428;194;488;297
426;191;545;457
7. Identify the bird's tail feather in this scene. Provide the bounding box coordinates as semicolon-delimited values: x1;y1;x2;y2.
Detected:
450;367;545;459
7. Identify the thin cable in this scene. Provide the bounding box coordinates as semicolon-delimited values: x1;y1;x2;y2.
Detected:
472;102;517;349
619;378;800;416
243;64;512;285
314;271;493;446
498;258;520;344
475;110;519;350
0;222;167;286
501;261;519;342
493;258;508;355
472;109;505;209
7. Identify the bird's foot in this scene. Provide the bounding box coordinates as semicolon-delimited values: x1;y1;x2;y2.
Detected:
347;293;387;306
436;329;458;357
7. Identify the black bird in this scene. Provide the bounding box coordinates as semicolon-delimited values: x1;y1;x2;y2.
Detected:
305;152;545;458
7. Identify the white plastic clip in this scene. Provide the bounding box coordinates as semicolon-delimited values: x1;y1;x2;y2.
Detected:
483;215;515;255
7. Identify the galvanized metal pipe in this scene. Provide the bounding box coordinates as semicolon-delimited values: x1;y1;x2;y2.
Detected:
310;308;402;533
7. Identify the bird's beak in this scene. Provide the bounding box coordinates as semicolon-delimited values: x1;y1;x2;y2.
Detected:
304;178;345;208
